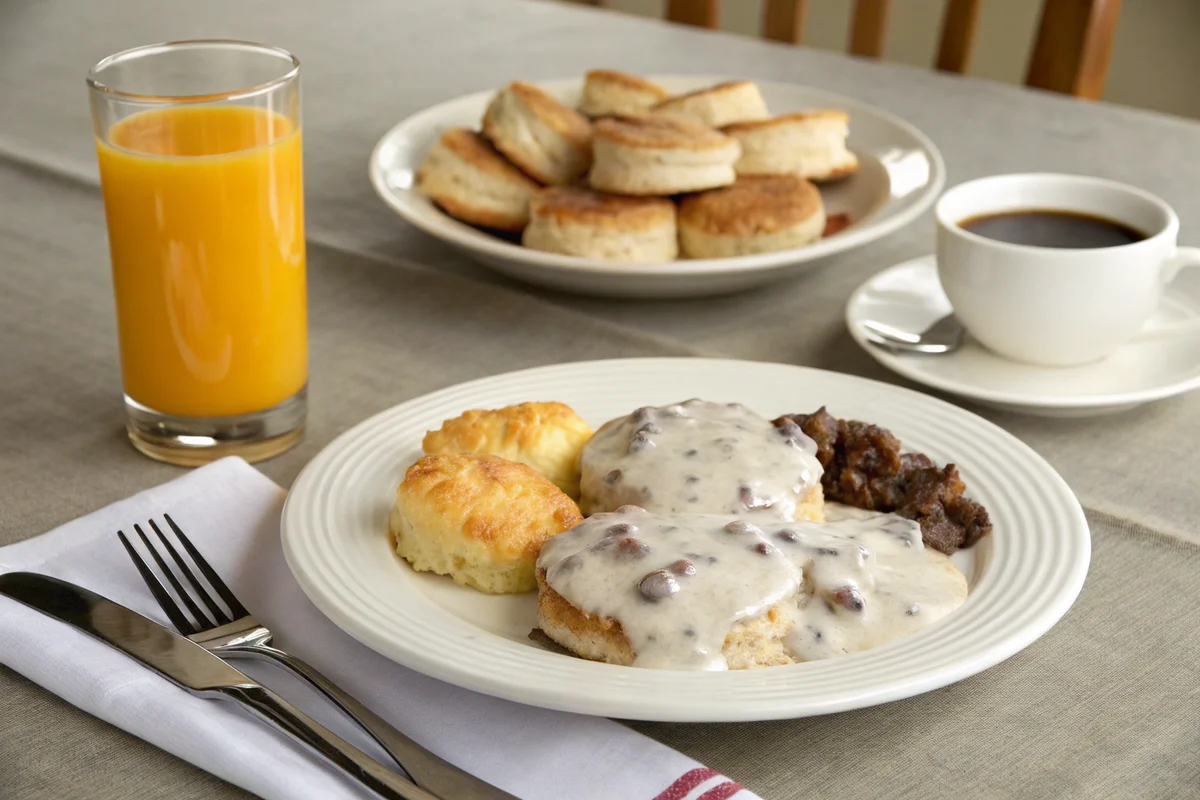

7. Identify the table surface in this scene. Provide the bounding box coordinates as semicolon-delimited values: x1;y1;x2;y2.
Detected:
2;1;1198;798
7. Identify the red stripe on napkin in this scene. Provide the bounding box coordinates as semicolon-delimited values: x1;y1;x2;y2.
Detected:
653;768;719;800
697;780;746;800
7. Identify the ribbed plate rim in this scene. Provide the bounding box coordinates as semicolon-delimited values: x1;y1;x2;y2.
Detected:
281;358;1090;722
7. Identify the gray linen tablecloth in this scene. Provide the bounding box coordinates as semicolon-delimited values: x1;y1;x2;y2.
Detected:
1;1;1197;797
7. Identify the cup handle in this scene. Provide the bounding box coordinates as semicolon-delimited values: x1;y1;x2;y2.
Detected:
1162;246;1200;283
1139;245;1200;341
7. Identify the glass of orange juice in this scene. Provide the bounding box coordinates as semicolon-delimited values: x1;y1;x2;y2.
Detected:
88;41;307;466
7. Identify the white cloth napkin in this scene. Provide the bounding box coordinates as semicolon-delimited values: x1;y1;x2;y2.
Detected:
0;457;758;800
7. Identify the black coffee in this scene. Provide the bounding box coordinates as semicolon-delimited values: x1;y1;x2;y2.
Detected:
959;209;1146;248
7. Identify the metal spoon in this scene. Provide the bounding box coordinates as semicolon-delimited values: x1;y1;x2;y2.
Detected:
861;314;966;354
862;312;1200;356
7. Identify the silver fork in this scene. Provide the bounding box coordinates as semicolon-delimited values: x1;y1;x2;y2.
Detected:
119;514;516;800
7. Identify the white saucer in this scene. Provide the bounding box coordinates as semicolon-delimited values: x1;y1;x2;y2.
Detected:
846;256;1200;417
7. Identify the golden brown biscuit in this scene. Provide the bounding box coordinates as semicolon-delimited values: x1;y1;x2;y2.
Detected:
390;454;583;594
591;115;731;150
422;401;594;498
677;175;826;257
416;128;541;231
723;111;858;181
722;109;845;131
536;569;797;668
482;81;593;185
652;80;770;128
587;116;740;196
580;70;669;117
534;506;967;667
523;187;678;262
539;535;969;667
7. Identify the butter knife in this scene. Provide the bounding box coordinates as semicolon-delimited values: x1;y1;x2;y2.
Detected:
0;572;441;800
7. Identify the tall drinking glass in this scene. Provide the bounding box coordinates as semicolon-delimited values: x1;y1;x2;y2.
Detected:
88;41;307;466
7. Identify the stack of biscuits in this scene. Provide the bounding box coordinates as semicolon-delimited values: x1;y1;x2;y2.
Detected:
416;70;858;263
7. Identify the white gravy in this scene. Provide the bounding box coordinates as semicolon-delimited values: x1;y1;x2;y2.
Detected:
537;505;967;670
579;399;824;519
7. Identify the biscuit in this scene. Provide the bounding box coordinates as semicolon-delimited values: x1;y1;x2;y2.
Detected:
580;70;669;118
652;80;770;128
537;570;798;668
416;128;541;232
482;81;593;185
389;453;583;594
422;401;594;498
678;175;826;258
587;116;740;196
724;111;859;181
522;187;678;262
535;506;968;668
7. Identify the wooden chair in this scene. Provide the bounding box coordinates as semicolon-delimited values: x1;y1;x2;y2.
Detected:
586;0;1121;100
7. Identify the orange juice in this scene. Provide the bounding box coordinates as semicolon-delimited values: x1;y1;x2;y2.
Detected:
97;104;306;418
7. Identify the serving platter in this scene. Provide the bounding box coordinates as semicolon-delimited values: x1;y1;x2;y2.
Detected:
369;76;945;298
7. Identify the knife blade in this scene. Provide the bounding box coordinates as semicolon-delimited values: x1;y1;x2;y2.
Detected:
0;572;441;800
0;571;250;689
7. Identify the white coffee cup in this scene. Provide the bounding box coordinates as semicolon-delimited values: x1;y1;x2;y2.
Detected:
935;173;1200;367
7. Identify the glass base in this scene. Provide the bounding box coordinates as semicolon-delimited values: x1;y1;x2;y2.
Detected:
124;387;306;467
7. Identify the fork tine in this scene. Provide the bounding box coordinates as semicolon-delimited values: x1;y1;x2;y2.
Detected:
148;519;231;626
133;523;214;629
164;513;249;619
118;530;198;635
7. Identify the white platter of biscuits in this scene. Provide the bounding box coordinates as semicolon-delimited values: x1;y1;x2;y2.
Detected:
369;71;945;298
281;358;1090;722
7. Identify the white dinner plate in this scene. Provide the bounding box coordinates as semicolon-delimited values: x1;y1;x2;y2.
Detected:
369;76;945;298
281;358;1089;722
846;256;1200;417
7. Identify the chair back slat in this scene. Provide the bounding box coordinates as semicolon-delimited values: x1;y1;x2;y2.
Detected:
763;0;807;45
666;0;720;30
848;0;891;59
1026;0;1121;100
587;0;1121;99
936;0;982;74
